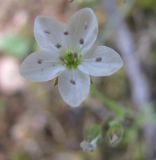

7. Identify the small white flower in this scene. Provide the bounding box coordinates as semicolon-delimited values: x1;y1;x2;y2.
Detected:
80;136;99;152
20;8;123;107
107;132;123;147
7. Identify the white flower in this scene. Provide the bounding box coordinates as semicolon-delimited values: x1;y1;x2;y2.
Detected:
20;8;123;107
80;136;99;152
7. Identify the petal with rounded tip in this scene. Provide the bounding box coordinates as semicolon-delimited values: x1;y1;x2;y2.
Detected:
65;8;98;54
78;46;123;76
34;16;66;52
20;51;65;82
58;69;90;107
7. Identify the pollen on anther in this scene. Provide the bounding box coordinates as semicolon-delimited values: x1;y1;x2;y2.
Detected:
70;80;76;85
64;31;69;35
56;43;61;48
44;30;50;34
37;59;42;64
96;57;102;62
80;38;84;45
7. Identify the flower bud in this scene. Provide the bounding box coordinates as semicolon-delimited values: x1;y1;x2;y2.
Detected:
106;122;124;147
80;124;102;152
80;136;100;152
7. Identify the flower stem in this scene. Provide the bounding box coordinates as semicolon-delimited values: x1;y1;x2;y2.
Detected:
90;83;133;118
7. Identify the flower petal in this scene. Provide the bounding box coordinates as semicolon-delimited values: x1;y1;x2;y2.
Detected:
65;8;98;54
58;69;90;107
34;16;65;51
20;51;65;82
78;46;123;76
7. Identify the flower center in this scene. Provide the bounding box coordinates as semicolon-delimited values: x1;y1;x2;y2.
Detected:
61;51;82;69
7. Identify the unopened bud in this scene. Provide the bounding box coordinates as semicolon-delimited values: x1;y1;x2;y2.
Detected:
80;136;100;152
106;122;124;147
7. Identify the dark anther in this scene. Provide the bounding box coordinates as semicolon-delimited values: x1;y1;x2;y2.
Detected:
84;24;88;30
70;80;76;85
80;38;84;45
96;57;102;62
56;44;61;48
64;31;69;35
37;59;42;64
44;30;50;34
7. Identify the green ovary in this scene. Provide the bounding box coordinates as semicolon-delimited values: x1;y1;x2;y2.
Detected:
62;51;82;69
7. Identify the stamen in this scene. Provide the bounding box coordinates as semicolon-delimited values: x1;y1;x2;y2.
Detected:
56;43;61;48
70;79;76;85
63;51;81;69
44;30;50;34
64;31;69;35
37;59;42;64
96;57;102;62
80;38;84;45
84;24;88;30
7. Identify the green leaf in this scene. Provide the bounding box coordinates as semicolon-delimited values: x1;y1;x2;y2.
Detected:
0;34;34;59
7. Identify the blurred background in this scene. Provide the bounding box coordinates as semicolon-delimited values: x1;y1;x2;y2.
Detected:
0;0;156;159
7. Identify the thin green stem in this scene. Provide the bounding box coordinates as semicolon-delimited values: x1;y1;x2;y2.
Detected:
91;83;133;118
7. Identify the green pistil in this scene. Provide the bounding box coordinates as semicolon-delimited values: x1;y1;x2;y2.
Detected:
61;51;82;69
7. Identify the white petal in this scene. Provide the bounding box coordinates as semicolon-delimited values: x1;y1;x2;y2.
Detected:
58;69;90;107
20;51;65;82
65;8;98;53
78;46;123;76
34;16;65;51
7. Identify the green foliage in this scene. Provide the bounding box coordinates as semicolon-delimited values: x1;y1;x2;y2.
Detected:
0;34;35;59
0;99;7;111
75;0;97;8
137;0;156;12
151;51;156;62
91;84;131;117
11;153;29;160
84;124;102;141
